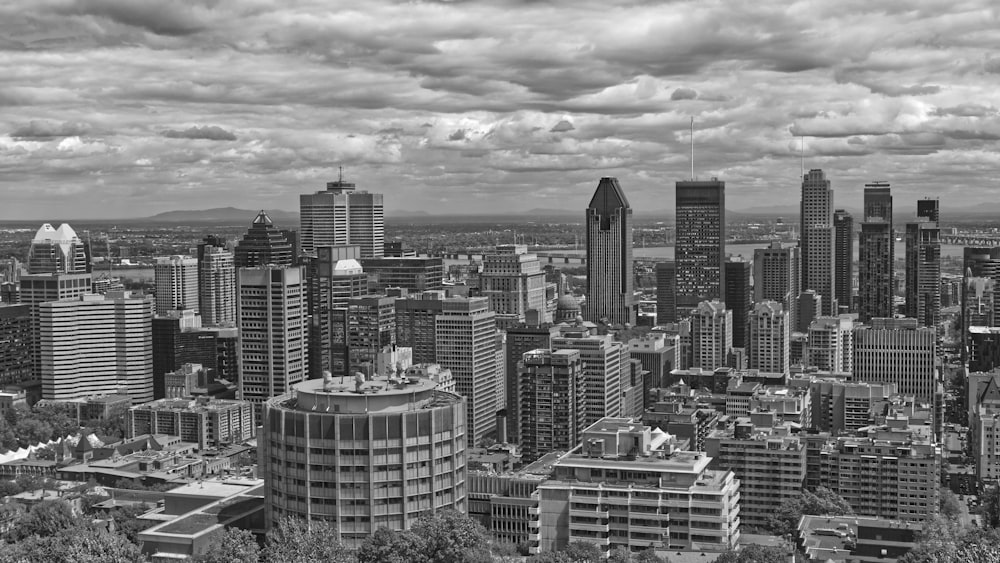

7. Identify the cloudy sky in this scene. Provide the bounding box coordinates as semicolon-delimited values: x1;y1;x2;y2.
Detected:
1;0;999;219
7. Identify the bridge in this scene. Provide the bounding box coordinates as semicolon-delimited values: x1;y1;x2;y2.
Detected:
940;235;1000;246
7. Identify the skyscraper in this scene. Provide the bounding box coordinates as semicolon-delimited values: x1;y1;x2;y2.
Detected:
655;261;676;325
480;244;550;330
905;200;941;328
504;316;559;444
19;271;93;380
395;291;446;364
27;223;89;275
584;177;635;327
724;257;752;351
753;242;800;329
305;245;367;378
800;169;836;315
748;301;790;374
517;349;586;463
853;317;936;401
299;178;385;259
675;179;725;319
435;297;499;445
858;182;894;322
198;243;236;327
234;211;294;268
345;295;397;374
154;255;199;315
151;310;221;400
237;266;308;418
805;316;854;373
552;323;625;427
833;209;854;314
40;292;153;402
0;304;32;387
690;300;732;370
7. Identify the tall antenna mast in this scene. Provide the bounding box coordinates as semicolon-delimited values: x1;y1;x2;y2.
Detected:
800;136;804;178
338;166;343;182
690;117;695;180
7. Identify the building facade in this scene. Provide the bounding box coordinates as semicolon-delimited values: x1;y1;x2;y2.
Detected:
655;261;677;325
747;301;789;375
724;257;752;352
299;179;384;259
905;217;941;329
127;397;254;450
552;324;624;427
833;209;854;314
26;223;89;275
853;318;937;401
691;300;732;371
234;211;294;268
517;349;586;463
858;182;894;322
800;169;837;315
675;180;726;319
155;255;200;315
480;245;550;329
198;244;236;327
585;177;635;327
753;242;800;330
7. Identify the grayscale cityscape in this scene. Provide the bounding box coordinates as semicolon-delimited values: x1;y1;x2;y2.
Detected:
1;2;999;563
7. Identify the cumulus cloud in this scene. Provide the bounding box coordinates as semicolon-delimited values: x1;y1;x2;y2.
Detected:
670;88;698;101
11;120;90;138
448;129;467;141
162;125;237;141
550;120;575;132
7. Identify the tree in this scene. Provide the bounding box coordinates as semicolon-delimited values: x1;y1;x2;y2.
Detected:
0;526;145;563
764;487;854;537
107;503;156;544
358;527;424;563
409;509;492;563
530;553;572;563
939;489;962;519
5;499;77;541
982;483;1000;529
263;517;354;563
199;527;262;563
715;544;787;563
899;522;1000;563
562;541;604;563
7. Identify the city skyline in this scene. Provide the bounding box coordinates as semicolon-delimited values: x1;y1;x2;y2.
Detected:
1;1;999;219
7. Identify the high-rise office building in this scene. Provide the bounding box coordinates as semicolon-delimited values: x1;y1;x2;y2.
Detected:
19;271;93;380
345;295;397;374
800;169;836;315
655;261;676;325
853;318;936;400
905;199;941;328
797;289;822;333
154;255;199;315
305;245;367;378
299;179;385;259
753;242;800;329
0;304;32;387
480;245;550;330
360;257;445;293
517;349;586;463
237;266;308;418
198;244;236;327
675;179;725;319
748;301;789;374
152;310;218;400
259;376;467;547
584;177;635;327
504;316;559;444
805;316;854;373
724;257;752;351
26;223;89;275
39;292;153;403
435;297;499;445
833;209;854;314
628;333;679;409
234;211;294;268
552;324;625;427
395;291;446;364
690;300;732;371
858;182;893;322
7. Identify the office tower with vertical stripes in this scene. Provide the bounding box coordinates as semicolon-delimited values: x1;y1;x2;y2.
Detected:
198;243;236;327
155;255;199;315
675;179;725;319
800;169;836;315
859;182;894;322
300;179;384;259
724;257;752;351
655;261;676;325
906;199;941;328
754;242;800;330
584;177;635;327
833;209;854;314
234;211;294;268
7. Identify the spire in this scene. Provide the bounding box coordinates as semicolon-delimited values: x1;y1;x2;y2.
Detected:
251;210;273;226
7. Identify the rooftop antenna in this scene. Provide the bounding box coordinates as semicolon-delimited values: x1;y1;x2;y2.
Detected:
338;166;343;183
800;136;804;178
690;116;695;180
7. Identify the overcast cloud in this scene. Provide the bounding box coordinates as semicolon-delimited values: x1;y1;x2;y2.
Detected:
0;0;998;219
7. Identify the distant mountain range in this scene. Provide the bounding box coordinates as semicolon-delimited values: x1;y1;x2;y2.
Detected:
144;207;299;224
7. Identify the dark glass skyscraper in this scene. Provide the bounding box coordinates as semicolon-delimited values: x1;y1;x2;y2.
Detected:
675;179;725;319
858;182;893;322
833;209;854;314
906;199;941;328
655;261;676;325
585;177;635;327
724;257;752;351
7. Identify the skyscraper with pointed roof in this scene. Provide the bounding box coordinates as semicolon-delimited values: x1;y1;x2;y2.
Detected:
234;211;294;268
584;177;635;327
27;223;89;274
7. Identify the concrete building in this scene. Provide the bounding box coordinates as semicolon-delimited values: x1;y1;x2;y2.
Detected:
234;210;294;268
299;178;384;259
628;333;679;410
26;223;89;275
435;296;499;445
360;257;445;293
504;316;559;444
691;300;732;371
753;242;800;329
345;295;397;375
152;310;219;400
705;419;805;528
258;375;467;547
675;180;726;319
537;418;741;554
480;245;550;329
905;217;941;329
19;271;93;379
552;323;624;427
155;255;199;316
747;301;789;375
725;257;752;351
517;349;586;463
197;244;236;327
585;177;635;327
127;397;254;450
394;290;446;364
305;245;368;378
643;400;722;452
853;318;937;401
833;209;854;314
39;292;154;403
236;266;308;418
800;169;837;315
655;261;677;325
805;316;854;373
859;182;894;322
971;374;1000;482
0;304;32;387
797;289;822;333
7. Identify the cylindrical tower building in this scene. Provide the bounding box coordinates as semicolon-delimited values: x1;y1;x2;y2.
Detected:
259;374;467;546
